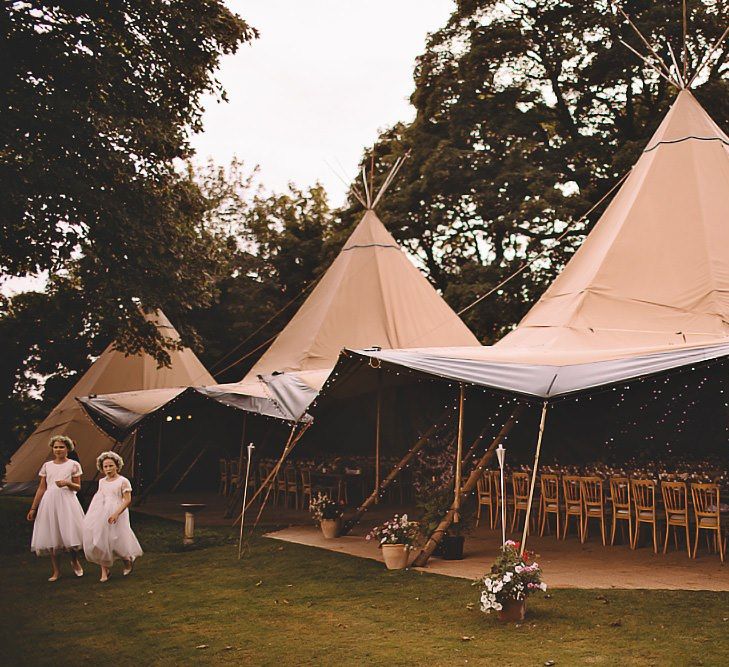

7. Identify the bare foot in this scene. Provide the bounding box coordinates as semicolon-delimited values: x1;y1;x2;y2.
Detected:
99;567;110;583
48;572;60;582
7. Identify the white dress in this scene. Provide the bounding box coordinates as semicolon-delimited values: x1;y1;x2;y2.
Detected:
83;475;143;567
31;460;85;555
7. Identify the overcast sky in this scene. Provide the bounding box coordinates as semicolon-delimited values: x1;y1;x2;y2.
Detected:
190;0;455;206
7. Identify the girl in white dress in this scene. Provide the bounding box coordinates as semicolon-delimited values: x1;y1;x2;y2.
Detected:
27;435;85;581
83;451;143;582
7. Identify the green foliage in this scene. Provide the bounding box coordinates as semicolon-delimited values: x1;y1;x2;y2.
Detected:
0;1;257;363
187;169;336;382
344;0;729;342
418;487;475;538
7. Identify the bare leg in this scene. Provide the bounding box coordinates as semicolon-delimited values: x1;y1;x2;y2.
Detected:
123;559;133;576
100;565;110;582
48;552;60;581
70;551;84;576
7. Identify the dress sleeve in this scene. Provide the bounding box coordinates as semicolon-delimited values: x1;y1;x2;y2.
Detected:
121;477;132;494
72;461;83;477
38;462;47;477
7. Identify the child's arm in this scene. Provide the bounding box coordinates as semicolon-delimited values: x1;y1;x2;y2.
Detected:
57;475;81;492
108;490;132;524
27;477;47;521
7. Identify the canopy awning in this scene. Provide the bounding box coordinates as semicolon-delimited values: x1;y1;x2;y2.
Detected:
335;340;729;400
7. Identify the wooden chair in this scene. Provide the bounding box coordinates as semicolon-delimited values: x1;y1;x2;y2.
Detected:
510;472;531;532
609;476;632;546
691;483;725;562
580;477;606;545
218;458;229;496
228;459;241;496
631;479;658;553
661;481;690;557
476;471;496;528
300;468;313;509
284;466;299;508
259;462;274;505
275;465;288;506
562;476;583;540
539;474;560;537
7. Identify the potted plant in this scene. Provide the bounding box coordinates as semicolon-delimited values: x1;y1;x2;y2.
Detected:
418;489;474;560
366;514;421;569
475;540;546;622
309;492;343;539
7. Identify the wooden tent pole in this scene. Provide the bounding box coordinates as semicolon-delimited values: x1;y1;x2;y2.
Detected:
375;369;382;504
340;406;453;536
453;384;465;522
171;446;208;493
520;401;549;556
412;405;525;567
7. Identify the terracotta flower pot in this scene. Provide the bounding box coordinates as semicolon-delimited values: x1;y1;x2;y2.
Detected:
498;598;526;623
320;517;342;539
381;543;410;569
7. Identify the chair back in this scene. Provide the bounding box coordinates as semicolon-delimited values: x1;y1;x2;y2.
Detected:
540;474;559;506
285;466;297;486
563;476;582;507
301;468;312;490
477;471;492;498
219;458;228;476
691;483;721;519
661;481;688;516
609;476;630;510
512;472;530;502
229;459;240;477
490;470;502;500
580;476;603;508
631;479;656;515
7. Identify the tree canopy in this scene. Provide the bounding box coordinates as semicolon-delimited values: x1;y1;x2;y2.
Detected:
342;0;729;343
0;1;256;363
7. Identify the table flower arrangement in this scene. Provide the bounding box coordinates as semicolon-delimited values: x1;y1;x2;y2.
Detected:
366;514;421;569
309;492;343;539
476;540;546;622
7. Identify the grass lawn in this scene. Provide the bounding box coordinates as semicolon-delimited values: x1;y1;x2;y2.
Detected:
1;496;728;666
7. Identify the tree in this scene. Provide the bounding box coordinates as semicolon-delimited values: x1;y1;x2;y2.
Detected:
343;0;729;343
186;163;335;382
0;1;257;364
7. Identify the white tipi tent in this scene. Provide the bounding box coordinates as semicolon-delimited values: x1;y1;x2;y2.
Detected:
2;311;214;493
335;90;729;397
79;180;481;429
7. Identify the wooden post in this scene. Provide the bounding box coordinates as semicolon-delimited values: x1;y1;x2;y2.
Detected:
520;401;549;555
375;370;382;504
412;405;525;567
171;446;208;493
340;406;453;536
453;384;465;523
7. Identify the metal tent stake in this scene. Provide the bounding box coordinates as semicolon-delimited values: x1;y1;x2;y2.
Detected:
238;443;255;559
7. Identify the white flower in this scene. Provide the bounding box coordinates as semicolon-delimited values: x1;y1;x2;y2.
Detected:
493;602;502;611
503;571;513;582
540;582;547;591
514;565;523;574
